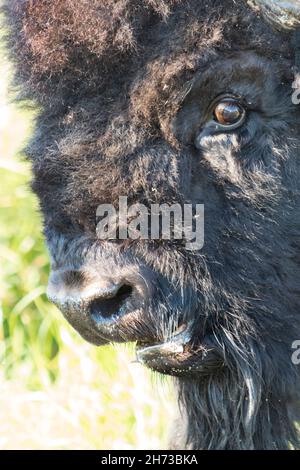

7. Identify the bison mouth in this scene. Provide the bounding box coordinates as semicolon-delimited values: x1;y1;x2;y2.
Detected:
87;294;225;377
48;267;225;377
50;288;225;377
135;325;225;377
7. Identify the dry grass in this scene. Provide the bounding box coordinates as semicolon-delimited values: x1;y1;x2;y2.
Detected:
0;338;176;450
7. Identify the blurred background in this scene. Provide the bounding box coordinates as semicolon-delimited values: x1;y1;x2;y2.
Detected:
0;34;175;449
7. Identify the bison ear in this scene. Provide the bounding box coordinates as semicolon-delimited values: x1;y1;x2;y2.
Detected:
247;0;300;30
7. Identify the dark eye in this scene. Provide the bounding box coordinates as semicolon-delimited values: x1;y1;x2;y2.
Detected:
194;95;248;149
213;98;246;128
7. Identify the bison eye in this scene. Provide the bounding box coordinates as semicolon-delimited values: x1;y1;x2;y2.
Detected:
212;97;246;129
194;95;248;149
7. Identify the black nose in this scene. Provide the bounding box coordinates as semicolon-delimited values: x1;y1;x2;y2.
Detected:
47;269;137;327
89;283;133;322
47;263;157;345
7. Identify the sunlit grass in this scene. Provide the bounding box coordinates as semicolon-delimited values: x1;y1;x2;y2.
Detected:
0;51;175;449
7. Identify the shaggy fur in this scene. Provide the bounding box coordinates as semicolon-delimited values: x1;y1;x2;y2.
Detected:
3;0;300;449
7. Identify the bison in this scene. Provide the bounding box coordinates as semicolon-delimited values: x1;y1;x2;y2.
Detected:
3;0;300;450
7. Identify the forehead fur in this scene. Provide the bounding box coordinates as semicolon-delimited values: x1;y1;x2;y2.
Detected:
2;0;293;111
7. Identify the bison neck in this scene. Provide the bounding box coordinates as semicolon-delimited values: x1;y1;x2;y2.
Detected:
176;375;299;450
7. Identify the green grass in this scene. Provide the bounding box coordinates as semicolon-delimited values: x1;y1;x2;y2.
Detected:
0;57;175;450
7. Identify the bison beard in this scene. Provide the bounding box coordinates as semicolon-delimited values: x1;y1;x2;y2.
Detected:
3;0;300;450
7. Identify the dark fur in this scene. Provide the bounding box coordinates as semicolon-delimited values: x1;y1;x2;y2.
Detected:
3;0;300;449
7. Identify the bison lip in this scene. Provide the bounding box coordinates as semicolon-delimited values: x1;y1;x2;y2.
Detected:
136;327;224;377
136;324;191;358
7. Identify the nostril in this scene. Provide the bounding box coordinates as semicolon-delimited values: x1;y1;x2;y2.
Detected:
89;284;133;321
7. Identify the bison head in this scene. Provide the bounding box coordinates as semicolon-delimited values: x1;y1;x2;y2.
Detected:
3;0;300;449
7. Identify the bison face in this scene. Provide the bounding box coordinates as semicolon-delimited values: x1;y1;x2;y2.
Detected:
5;0;300;449
44;48;300;382
5;0;300;385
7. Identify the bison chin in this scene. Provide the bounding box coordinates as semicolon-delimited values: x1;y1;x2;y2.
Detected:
136;327;224;377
